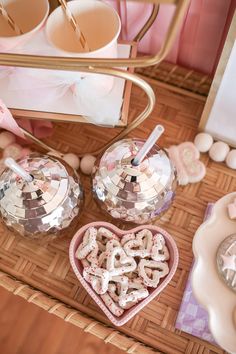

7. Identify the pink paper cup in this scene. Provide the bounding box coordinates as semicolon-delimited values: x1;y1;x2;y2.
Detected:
45;0;121;95
0;0;49;51
69;221;179;326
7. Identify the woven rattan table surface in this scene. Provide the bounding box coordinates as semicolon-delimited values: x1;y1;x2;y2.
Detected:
0;65;232;354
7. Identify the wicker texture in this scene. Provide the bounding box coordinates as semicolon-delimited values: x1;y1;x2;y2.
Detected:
0;65;231;354
136;62;212;96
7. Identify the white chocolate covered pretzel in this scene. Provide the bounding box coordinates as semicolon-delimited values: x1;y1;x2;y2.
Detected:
124;229;153;258
107;246;137;276
97;227;119;244
98;250;122;269
100;292;124;317
83;266;110;295
76;227;97;260
81;258;90;268
125;270;140;280
121;279;149;309
110;275;129;295
119;288;149;309
118;278;149;310
138;260;169;287
106;239;121;251
108;275;129;302
127;279;145;289
98;251;108;268
151;233;169;261
86;245;99;266
108;283;119;302
97;240;106;252
120;233;135;246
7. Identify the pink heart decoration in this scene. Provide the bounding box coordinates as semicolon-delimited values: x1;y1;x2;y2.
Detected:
168;142;206;185
69;222;179;326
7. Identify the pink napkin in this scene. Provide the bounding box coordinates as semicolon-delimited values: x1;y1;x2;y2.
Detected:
175;203;216;343
0;99;25;138
0;99;53;141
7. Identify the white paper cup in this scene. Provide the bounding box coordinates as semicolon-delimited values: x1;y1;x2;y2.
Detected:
0;0;49;51
45;0;121;95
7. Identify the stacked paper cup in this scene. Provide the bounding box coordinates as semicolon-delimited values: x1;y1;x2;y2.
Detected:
45;0;121;95
0;0;49;51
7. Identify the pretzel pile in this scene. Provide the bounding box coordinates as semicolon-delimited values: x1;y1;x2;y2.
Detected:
76;227;170;317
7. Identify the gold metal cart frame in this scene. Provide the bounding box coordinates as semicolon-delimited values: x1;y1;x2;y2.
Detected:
0;0;190;155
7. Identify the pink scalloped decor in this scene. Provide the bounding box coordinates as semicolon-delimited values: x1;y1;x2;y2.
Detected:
69;222;179;326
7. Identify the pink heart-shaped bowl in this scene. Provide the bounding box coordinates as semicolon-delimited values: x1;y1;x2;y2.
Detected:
69;222;179;326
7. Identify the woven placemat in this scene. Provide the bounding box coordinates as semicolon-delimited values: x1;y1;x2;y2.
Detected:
0;65;232;354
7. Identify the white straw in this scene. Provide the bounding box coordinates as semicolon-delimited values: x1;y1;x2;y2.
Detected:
4;158;33;182
58;0;90;52
0;2;22;35
132;125;165;166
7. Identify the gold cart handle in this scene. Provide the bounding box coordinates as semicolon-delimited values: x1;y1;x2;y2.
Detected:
134;3;160;42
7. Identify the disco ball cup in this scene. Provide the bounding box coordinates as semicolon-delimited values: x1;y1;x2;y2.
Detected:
92;139;177;224
0;154;84;240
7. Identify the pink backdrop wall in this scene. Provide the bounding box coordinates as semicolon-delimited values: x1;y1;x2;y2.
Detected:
110;0;236;75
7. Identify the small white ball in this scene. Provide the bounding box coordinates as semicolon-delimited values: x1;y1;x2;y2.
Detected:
226;150;236;169
209;141;230;162
194;132;213;153
3;143;23;159
0;131;16;149
80;154;96;175
63;153;80;170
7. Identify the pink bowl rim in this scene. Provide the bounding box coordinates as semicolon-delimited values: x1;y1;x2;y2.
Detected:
69;221;179;327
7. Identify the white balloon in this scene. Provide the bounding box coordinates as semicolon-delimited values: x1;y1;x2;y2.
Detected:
80;154;96;175
0;131;16;149
226;150;236;169
194;132;213;153
209;141;230;162
63;153;80;170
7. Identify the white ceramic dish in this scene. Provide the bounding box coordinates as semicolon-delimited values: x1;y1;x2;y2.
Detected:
192;192;236;353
